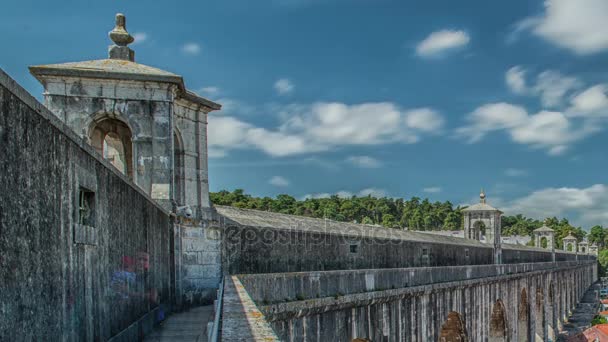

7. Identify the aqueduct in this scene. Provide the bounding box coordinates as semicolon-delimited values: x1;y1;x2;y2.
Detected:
0;13;599;342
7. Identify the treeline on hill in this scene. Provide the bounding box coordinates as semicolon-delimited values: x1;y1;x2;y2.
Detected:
211;189;590;249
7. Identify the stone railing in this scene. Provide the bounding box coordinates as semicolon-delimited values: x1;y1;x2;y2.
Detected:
238;260;594;304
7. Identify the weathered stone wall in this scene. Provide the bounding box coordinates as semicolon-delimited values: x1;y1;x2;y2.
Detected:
231;261;597;341
220;221;585;275
0;69;172;341
173;220;222;306
222;224;494;274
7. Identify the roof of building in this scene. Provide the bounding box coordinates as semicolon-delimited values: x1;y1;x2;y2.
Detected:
600;310;608;315
28;14;220;111
601;299;608;304
564;233;578;241
215;205;539;249
533;225;555;233
461;190;502;213
583;324;608;342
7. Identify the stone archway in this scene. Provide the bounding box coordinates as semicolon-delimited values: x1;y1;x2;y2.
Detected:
489;299;508;342
518;288;529;342
439;311;468;342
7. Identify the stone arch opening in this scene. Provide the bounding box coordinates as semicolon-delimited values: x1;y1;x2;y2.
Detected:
581;246;586;253
518;288;529;342
473;220;486;236
535;285;545;341
439;311;468;342
89;117;133;179
540;237;548;249
173;129;185;205
566;243;574;252
489;299;508;342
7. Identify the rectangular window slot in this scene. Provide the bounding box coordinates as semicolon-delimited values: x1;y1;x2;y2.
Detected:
78;188;95;227
350;244;359;254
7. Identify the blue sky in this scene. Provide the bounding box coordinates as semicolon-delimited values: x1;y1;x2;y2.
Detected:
2;0;608;228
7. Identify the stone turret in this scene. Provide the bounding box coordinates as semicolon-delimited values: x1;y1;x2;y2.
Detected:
29;13;220;215
462;189;503;264
533;223;555;251
563;233;578;252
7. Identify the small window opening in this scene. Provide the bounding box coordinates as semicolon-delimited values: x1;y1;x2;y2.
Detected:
422;248;429;256
350;244;359;253
78;188;95;226
465;249;470;258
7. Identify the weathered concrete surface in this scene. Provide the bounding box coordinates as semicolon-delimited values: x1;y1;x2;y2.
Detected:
0;68;172;341
144;305;213;342
231;261;596;341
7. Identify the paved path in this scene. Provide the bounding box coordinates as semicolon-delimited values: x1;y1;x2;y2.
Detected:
144;305;213;342
557;282;600;341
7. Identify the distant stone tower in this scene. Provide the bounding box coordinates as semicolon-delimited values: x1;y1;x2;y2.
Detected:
462;190;503;263
563;233;578;252
29;13;220;216
533;223;555;250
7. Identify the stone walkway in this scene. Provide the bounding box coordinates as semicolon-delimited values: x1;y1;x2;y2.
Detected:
557;282;600;341
144;305;213;342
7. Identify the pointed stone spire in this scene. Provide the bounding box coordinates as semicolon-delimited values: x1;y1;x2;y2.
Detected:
108;13;135;61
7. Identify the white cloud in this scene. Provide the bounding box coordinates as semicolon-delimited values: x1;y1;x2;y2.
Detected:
456;103;528;143
404;108;444;132
303;188;387;200
182;43;201;55
416;30;470;57
505;67;580;108
505;66;528;94
524;0;608;55
568;85;608;117
269;176;290;187
457;103;596;155
346;156;382;168
534;71;580;108
132;32;148;45
423;187;442;193
358;188;387;198
274;78;295;95
197;86;220;96
502;184;608;227
207;101;444;158
504;168;527;177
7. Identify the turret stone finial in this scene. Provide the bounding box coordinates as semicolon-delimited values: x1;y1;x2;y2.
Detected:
480;188;486;204
108;13;135;61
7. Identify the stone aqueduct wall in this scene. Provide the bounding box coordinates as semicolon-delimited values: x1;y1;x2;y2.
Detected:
221;222;592;275
0;70;173;341
232;261;597;341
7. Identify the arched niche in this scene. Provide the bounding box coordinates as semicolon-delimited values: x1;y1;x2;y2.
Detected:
439;311;468;342
489;299;508;342
89;117;133;179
